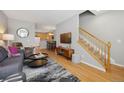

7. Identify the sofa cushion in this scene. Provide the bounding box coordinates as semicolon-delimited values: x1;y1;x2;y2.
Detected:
0;54;23;79
0;46;8;62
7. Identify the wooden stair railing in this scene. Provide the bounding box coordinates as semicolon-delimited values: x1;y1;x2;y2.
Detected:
78;27;111;72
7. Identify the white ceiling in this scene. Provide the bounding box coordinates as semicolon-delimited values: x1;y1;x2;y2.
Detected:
3;10;85;26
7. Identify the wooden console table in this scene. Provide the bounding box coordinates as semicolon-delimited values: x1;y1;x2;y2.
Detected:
56;47;74;59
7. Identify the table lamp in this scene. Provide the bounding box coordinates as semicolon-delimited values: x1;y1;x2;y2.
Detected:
2;34;14;46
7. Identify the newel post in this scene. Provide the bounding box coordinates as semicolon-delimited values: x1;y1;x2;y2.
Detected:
107;42;111;72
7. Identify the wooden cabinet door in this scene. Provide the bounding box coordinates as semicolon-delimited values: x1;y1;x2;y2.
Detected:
35;32;48;40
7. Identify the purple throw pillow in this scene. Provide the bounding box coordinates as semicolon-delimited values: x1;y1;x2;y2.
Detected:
8;46;20;56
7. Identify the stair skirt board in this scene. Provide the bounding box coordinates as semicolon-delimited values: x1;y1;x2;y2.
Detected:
80;60;106;72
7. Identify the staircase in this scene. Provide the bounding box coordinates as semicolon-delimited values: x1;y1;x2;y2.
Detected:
78;27;111;72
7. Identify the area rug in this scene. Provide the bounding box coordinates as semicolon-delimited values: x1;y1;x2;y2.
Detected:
23;58;80;82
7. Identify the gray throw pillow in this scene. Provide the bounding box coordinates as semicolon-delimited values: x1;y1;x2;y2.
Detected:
0;46;8;62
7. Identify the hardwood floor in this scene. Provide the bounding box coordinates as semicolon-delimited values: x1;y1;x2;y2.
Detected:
41;49;124;82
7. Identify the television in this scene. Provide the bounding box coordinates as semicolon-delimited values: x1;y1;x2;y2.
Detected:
60;32;71;43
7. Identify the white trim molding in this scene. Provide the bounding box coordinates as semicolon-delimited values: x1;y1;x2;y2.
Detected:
80;60;106;72
111;63;124;68
110;57;124;67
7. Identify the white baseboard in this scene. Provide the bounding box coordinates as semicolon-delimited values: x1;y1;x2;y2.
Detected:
111;63;124;68
80;61;106;72
110;58;124;67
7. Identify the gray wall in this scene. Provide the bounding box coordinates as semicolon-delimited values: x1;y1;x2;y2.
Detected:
55;15;105;71
55;15;79;48
0;11;8;33
79;10;124;66
8;18;35;47
8;19;48;48
0;11;8;46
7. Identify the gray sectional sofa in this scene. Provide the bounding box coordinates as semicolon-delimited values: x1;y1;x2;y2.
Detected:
0;46;24;79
